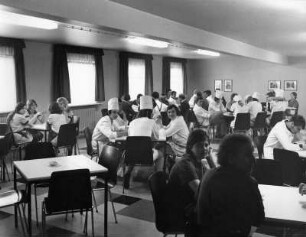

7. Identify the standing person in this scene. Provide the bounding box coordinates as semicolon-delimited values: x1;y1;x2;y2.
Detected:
189;89;201;108
165;130;210;235
193;97;210;127
164;104;189;159
263;115;306;159
203;90;214;104
247;92;263;126
56;97;73;123
197;134;265;237
288;92;299;113
226;93;238;112
92;98;128;154
47;102;67;146
152;91;168;117
121;94;136;122
178;94;190;121
7;102;42;144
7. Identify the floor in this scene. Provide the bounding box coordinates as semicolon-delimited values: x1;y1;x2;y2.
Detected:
0;137;301;237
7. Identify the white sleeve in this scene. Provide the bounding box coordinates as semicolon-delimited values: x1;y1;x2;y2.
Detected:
98;118;117;139
165;118;181;137
274;129;302;151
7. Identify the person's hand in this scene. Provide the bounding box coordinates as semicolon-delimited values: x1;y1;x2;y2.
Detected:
299;183;306;195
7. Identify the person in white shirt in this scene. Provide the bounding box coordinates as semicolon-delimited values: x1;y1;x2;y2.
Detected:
168;91;179;106
193;97;210;127
92;98;128;154
246;92;263;126
230;95;249;128
57;97;73;123
125;95;164;188
152;91;168;118
203;90;214;104
263;115;306;159
189;89;201;108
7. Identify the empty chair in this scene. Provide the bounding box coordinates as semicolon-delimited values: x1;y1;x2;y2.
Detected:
273;148;304;186
84;126;98;160
123;136;153;193
232;113;250;133
42;169;94;236
71;115;80;154
149;171;186;236
269;111;284;129
0;133;12;181
186;109;200;131
251;159;283;186
252;112;267;136
253;135;267;159
92;145;121;223
0;123;10;135
55;123;78;155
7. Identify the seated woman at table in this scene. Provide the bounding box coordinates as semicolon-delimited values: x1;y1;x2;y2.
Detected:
197;134;265;237
92;97;128;155
7;102;42;144
124;95;164;188
56;97;73;123
164;104;189;160
263;115;306;159
47;102;67;146
225;92;237;112
26;99;45;141
230;95;249;128
193;96;210;127
164;129;210;236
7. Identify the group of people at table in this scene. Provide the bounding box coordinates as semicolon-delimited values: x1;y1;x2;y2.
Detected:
4;86;306;236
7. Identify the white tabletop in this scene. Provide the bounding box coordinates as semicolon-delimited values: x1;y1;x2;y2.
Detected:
28;123;48;131
14;155;108;182
0;135;4;139
259;184;306;224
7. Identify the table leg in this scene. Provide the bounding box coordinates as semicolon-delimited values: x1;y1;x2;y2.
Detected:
2;157;5;182
14;167;17;227
163;142;167;173
44;131;47;142
104;176;108;237
27;183;32;236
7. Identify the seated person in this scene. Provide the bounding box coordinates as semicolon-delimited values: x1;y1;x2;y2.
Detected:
230;95;249;128
197;134;265;237
226;93;237;112
164;104;189;159
131;93;142;113
288;92;299;113
125;95;164;188
263;115;306;159
178;94;190;121
56;97;73;123
247;92;263;126
26;99;44;141
47;102;67;146
165;129;210;235
193;96;210;127
92;98;128;154
189;89;201;108
152;91;168;114
168;91;179;106
7;102;42;144
120;94;136;122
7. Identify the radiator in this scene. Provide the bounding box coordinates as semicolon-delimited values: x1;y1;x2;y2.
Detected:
0;115;7;123
74;107;101;133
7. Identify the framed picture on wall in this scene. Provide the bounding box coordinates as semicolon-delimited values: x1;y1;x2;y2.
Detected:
214;80;222;91
284;80;297;91
268;80;281;90
224;79;233;92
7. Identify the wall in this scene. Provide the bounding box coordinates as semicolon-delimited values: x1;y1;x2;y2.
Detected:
189;55;306;117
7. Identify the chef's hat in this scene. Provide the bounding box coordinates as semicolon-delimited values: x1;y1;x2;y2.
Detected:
140;95;153;110
108;97;119;111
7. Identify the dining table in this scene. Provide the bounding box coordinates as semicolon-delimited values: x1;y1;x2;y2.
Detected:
26;123;49;142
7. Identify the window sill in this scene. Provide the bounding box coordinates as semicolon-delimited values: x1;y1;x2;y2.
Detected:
69;102;102;110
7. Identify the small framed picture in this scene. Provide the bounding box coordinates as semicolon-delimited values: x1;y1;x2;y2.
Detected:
224;79;233;92
284;80;297;91
214;80;222;91
268;80;281;90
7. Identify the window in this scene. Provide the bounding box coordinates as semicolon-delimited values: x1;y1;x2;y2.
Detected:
67;53;96;105
0;46;17;112
128;58;145;100
170;62;184;95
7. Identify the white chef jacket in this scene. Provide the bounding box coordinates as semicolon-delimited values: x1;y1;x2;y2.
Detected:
263;120;303;159
128;117;161;139
189;94;197;108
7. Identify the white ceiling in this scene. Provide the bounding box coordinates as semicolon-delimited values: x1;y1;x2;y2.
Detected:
0;0;306;61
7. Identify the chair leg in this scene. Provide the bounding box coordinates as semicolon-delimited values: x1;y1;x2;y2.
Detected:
108;190;118;223
42;202;46;237
4;159;10;181
92;190;98;213
122;164;126;194
34;185;39;227
91;209;94;237
16;204;27;236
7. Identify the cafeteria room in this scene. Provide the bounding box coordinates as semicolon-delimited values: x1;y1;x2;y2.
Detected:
1;0;306;236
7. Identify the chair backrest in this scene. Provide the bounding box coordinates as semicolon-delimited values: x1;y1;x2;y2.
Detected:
253;135;267;159
71;115;80;136
186;110;200;128
160;112;170;126
0;133;13;156
253;112;267;129
84;126;94;156
273;148;303;186
24;142;55;160
148;171;169;233
251;159;283;186
125;136;153;166
0;123;9;136
98;145;121;184
234;113;250;131
46;169;92;213
270;111;284;128
57;123;77;148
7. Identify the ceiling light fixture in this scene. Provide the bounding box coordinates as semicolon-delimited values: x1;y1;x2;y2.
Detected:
126;36;169;48
0;10;58;30
195;49;220;57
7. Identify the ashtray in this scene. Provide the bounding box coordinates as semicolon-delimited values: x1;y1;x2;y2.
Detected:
49;161;60;167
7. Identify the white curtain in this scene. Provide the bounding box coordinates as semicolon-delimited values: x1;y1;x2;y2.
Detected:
170;62;183;95
128;58;145;100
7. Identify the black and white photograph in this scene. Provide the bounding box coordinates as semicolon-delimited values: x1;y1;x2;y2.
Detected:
224;79;233;92
268;80;281;90
284;80;297;91
214;79;222;91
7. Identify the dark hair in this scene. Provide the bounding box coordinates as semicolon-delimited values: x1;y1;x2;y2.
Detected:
291;92;297;98
266;91;275;97
167;104;181;116
122;94;131;101
204;90;211;96
292;115;306;129
26;99;38;108
217;134;255;174
195;96;204;104
152;91;160;99
186;129;209;155
15;102;26;114
6;102;26;125
230;93;238;101
138;109;152;119
136;94;143;100
49;102;63;114
171;91;177;96
178;94;186;100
